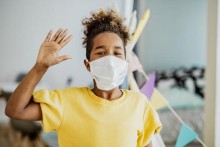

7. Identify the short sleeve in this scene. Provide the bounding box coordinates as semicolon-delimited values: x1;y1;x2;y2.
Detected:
137;103;162;146
33;89;63;132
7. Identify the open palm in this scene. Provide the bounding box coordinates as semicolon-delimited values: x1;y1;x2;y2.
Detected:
36;28;73;68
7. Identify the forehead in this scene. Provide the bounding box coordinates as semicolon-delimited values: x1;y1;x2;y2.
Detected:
93;32;124;47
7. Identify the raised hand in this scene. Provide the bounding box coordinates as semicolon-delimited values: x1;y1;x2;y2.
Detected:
36;28;73;68
5;28;73;121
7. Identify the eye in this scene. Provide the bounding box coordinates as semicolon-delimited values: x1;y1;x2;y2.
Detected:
96;52;105;56
114;52;122;56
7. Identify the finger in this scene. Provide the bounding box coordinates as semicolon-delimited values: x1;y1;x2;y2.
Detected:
56;29;68;43
44;30;53;42
57;55;72;63
60;35;73;48
51;28;63;41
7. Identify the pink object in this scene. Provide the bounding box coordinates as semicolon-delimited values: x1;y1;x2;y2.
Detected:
128;53;142;73
140;73;156;100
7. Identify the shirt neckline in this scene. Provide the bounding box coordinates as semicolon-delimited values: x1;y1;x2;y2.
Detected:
86;87;127;105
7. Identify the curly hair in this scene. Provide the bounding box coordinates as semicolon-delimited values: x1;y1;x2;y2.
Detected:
82;8;130;60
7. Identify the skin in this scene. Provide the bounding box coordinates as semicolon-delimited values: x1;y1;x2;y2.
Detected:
5;28;73;120
84;32;126;101
84;32;152;147
5;29;152;147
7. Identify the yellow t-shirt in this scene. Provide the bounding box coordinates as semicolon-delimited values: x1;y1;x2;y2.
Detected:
33;87;162;147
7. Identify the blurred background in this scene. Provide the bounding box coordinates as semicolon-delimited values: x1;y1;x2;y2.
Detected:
0;0;219;147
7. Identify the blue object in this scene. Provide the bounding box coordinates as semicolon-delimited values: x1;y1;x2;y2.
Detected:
119;75;129;89
175;123;198;147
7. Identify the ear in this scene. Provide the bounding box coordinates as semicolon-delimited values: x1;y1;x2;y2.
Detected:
84;59;90;72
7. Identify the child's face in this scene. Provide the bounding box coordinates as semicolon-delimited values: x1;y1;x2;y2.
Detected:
84;32;125;71
90;32;125;61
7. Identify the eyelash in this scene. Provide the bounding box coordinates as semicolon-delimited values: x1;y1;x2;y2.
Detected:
96;52;105;55
114;52;122;55
96;52;122;56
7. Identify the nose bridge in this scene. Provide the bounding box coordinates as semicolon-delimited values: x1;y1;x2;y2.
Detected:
105;46;114;56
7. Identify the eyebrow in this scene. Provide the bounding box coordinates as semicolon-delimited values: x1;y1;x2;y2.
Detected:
95;45;123;50
114;46;123;49
95;46;105;50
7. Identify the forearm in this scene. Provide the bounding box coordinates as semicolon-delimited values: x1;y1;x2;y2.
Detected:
5;29;72;121
145;141;152;147
5;63;48;118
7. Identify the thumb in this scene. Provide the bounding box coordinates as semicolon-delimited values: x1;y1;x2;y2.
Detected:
57;55;72;63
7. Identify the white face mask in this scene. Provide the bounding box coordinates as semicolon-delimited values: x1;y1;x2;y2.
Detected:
89;55;128;91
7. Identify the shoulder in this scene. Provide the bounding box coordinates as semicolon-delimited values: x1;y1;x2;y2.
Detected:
60;87;90;98
123;90;148;101
122;89;150;106
33;87;89;102
61;86;89;93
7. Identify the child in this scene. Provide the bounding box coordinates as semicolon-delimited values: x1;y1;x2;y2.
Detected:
5;9;162;147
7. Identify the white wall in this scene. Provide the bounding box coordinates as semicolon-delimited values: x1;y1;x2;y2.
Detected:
138;0;207;72
0;0;127;89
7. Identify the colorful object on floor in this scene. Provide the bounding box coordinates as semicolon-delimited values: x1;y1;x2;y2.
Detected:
175;123;198;147
140;72;156;100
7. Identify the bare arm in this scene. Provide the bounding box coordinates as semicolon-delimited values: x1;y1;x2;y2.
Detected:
145;141;152;147
5;28;73;121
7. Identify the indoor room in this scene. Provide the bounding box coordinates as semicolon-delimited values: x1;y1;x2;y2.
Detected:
0;0;219;147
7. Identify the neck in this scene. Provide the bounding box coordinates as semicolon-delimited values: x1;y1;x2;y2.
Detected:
92;81;123;101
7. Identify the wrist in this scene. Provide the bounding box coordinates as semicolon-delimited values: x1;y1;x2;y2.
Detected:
34;63;49;73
